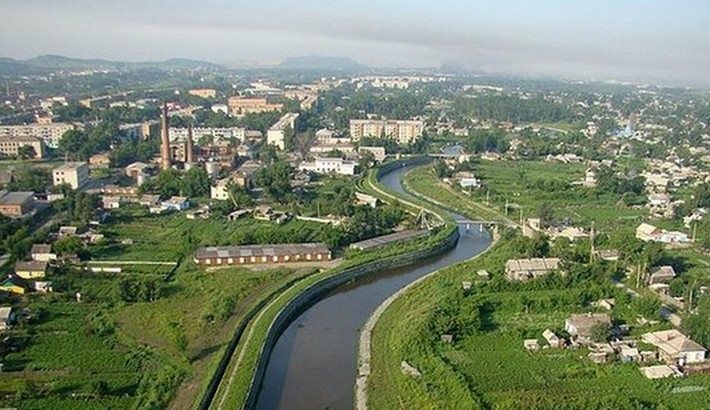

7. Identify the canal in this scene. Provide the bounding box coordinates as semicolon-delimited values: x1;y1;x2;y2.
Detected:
255;162;492;410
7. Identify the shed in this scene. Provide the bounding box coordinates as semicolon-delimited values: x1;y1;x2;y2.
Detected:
524;339;540;351
542;329;562;348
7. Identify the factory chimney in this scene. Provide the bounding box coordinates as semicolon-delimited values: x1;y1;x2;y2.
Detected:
186;123;194;167
160;102;171;170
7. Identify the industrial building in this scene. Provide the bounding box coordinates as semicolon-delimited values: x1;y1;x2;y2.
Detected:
194;243;331;266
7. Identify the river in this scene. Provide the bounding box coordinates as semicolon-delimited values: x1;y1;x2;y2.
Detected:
254;162;492;410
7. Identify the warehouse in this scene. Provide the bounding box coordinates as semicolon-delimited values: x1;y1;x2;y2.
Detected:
194;243;331;266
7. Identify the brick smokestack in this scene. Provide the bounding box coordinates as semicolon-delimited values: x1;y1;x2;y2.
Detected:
160;102;171;170
186;123;194;165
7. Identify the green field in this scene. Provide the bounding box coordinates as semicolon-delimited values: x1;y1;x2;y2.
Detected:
366;164;710;409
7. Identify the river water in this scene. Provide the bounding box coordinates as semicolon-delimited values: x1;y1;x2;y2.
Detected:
255;163;491;410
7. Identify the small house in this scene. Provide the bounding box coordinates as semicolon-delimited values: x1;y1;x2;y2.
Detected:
0;307;13;330
564;313;611;343
639;365;680;380
649;266;676;284
461;281;472;290
542;329;562;348
620;347;641;363
14;261;48;279
0;276;27;295
30;244;57;262
476;270;490;280
161;196;190;212
227;209;251;221
33;281;53;293
642;329;707;365
58;226;78;237
441;334;454;344
588;351;609;364
592;298;615;310
596;250;620;262
505;258;561;281
524;339;540;351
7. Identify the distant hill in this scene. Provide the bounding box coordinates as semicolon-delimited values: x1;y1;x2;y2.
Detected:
0;55;223;75
278;55;365;72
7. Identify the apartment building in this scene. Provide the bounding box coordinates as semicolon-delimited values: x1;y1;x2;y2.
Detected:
0;123;74;149
188;88;217;99
169;127;245;144
349;119;424;144
0;135;44;159
267;113;300;150
227;97;283;117
52;162;89;189
299;157;357;175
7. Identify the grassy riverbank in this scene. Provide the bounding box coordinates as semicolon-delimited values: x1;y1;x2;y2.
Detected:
207;159;459;409
366;167;710;409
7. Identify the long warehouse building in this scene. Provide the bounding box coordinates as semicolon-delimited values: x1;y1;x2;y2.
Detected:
194;243;331;266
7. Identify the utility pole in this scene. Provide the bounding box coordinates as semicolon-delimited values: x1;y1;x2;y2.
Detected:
486;189;490;206
505;199;509;216
519;208;523;225
589;221;595;262
692;222;697;242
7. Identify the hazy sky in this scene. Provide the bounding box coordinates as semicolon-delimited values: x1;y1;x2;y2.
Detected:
1;0;709;85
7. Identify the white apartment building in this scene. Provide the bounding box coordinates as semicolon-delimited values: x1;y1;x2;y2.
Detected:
349;119;424;144
52;162;89;189
267;113;300;150
0;123;75;149
0;135;44;159
299;157;357;176
169;127;245;144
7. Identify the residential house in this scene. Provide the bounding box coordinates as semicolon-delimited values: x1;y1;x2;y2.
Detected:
564;313;612;342
0;276;27;295
636;223;662;242
0;307;13;330
505;258;561;281
52;162;89;189
30;244;56;262
0;190;35;217
649;266;676;284
14;261;48;279
161;196;190;212
642;330;706;365
542;329;562;348
355;192;380;208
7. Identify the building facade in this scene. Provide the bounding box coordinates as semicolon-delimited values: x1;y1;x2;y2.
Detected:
194;243;331;266
0;135;44;159
227;97;283;117
52;162;89;189
349;119;424;144
267;113;300;150
0;123;74;149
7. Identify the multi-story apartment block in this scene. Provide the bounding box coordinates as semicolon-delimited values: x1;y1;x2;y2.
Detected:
169;127;245;144
227;97;283;117
52;162;89;189
0;135;44;159
188;88;217;99
349;119;424;144
267;113;300;150
0;123;75;149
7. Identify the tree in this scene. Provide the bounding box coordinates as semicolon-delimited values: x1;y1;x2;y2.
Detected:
152;169;183;199
590;322;612;342
537;202;555;228
254;161;293;202
53;236;84;256
181;167;210;197
17;145;36;160
227;183;254;208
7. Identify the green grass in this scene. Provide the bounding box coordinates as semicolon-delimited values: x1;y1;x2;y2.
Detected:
367;162;710;410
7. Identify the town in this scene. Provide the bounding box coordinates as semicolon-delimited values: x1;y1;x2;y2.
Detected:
0;52;707;409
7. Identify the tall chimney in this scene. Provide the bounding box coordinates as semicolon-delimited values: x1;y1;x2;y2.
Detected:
186;123;194;165
160;102;171;170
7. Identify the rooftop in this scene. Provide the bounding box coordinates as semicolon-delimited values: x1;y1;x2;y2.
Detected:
195;243;330;259
0;190;34;206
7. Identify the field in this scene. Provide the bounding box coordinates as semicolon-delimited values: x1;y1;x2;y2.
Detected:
415;160;649;231
0;201;329;408
90;205;340;261
366;165;710;409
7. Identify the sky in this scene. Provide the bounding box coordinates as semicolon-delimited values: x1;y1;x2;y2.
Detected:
1;0;709;86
